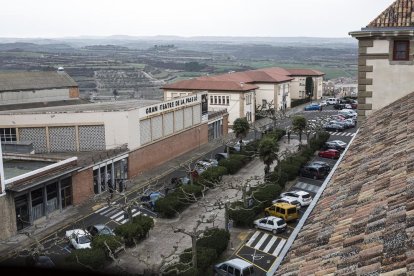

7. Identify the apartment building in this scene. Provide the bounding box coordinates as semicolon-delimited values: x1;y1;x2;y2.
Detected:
350;0;414;122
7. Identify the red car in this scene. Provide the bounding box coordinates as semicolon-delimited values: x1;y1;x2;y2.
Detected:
318;149;340;159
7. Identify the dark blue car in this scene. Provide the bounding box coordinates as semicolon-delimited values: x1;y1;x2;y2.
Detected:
304;103;321;111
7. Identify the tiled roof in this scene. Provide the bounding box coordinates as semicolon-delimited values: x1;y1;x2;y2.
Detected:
368;0;414;28
285;69;325;76
0;71;78;92
205;68;293;83
162;79;258;91
277;91;414;275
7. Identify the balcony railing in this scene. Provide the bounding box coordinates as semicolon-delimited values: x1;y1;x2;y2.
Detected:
208;108;228;120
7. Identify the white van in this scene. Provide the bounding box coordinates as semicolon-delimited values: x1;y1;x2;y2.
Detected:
214;258;256;276
327;98;339;105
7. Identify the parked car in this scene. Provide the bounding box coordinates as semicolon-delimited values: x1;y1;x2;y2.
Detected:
215;153;229;162
309;161;331;173
214;258;256;276
318;149;340;159
331;120;350;129
324;140;347;151
272;197;301;210
327;98;339;105
280;191;313;207
299;165;328;180
140;191;163;210
324;123;345;132
254;216;287;234
331;114;347;121
87;224;115;237
333;103;346;110
304;103;321;111
345;118;356;127
65;229;91;249
351;100;358;109
264;203;299;222
201;158;219;167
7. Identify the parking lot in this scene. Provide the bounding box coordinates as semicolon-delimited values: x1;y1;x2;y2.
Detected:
232;106;357;275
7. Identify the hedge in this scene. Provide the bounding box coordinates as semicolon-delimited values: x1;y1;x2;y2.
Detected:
251;183;282;207
179;247;217;272
66;248;106;269
155;185;203;218
114;215;154;246
228;202;261;227
196;228;230;255
91;235;124;257
218;154;249;175
197;166;228;188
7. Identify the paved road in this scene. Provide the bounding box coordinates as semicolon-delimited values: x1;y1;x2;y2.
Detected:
232;106;357;275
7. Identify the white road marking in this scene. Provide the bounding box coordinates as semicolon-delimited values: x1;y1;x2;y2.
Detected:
246;231;261;247
94;206;109;213
263;236;277;253
254;233;269;250
272;239;286;256
110;211;124;219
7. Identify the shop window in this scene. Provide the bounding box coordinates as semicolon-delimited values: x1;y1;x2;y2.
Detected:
46;183;58;213
60;178;72;209
0;128;17;142
393;40;410;61
31;188;44;221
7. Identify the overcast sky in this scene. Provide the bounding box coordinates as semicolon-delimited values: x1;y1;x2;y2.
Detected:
1;0;394;38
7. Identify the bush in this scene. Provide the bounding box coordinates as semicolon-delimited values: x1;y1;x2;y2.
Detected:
229;154;250;165
66;248;106;269
154;194;183;218
179;247;217;272
252;183;281;207
264;129;286;141
91;235;124;257
114;215;154;246
180;184;203;198
197;228;230;255
219;159;240;174
198;166;228;187
229;204;259;227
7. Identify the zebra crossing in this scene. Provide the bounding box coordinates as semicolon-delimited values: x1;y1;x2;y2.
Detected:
94;205;150;224
294;181;320;193
245;231;286;257
328;131;355;137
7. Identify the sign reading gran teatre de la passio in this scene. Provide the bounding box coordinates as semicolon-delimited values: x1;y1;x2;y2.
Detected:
140;94;201;118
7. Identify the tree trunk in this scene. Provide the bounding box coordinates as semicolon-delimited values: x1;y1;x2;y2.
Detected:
191;235;197;271
224;202;229;232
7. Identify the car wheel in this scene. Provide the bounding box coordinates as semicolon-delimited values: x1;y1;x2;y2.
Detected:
272;229;277;235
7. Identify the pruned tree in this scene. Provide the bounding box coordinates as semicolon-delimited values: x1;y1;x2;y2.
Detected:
292;115;307;143
305;76;314;102
256;100;287;132
232;117;250;151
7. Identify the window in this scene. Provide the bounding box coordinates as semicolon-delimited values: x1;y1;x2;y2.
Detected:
262;99;267;107
210;95;230;106
246;94;252;105
0;128;17;142
218;96;222;105
267;220;274;226
235;269;241;276
226;96;230;105
214;96;217;104
393;40;410;61
228;266;234;275
210;96;213;104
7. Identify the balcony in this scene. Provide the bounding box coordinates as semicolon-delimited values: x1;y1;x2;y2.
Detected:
208;108;228;120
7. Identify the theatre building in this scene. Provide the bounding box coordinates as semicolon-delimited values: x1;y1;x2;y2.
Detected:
0;91;228;239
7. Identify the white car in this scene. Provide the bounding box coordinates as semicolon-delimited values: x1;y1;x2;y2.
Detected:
280;191;313;206
272;196;301;210
331;140;347;147
253;216;287;234
65;229;91;249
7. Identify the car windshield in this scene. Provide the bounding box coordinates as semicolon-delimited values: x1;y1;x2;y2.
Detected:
292;200;300;205
78;235;91;244
277;220;286;226
302;194;311;199
100;228;112;235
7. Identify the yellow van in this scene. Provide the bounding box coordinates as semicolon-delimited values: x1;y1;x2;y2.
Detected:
264;203;299;222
